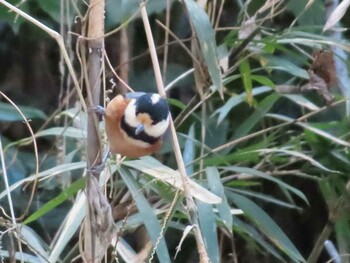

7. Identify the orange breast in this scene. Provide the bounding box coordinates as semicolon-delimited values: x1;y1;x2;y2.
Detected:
105;95;163;158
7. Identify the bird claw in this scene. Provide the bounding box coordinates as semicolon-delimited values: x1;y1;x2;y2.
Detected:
88;162;106;176
87;150;111;176
91;105;106;116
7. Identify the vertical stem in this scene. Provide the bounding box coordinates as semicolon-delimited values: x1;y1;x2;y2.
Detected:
84;0;105;262
140;3;209;262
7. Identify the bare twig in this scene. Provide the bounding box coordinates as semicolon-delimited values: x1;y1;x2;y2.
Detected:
140;3;209;262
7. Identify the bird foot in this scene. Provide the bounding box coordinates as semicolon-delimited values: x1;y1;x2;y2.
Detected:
88;162;106;176
91;105;106;116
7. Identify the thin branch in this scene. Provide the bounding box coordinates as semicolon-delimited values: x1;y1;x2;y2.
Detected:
140;3;209;262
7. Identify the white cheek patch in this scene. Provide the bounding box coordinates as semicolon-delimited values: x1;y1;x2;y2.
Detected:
124;100;139;127
144;115;169;137
151;93;161;104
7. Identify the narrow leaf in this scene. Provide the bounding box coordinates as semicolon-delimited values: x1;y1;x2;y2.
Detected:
119;167;171;263
197;200;220;263
324;0;350;31
223;166;308;204
23;178;86;224
184;0;223;97
230;192;305;262
239;59;253;104
0;102;47;121
123;156;222;204
206;167;233;231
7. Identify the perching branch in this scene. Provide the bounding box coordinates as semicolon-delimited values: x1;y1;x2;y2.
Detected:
140;3;210;262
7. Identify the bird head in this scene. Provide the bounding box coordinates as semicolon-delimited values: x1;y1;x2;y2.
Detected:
124;93;170;138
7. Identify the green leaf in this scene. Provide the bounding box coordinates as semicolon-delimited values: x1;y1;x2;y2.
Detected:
262;55;309;79
123;156;222;204
212;86;272;125
23;178;85;224
250;75;275;88
256;148;339;173
0;0;28;33
234;93;280;139
239;59;253;105
197;200;220;263
230;192;305;262
206;167;233;231
183;125;195;175
0;162;86;201
228;188;302;210
0;102;47;121
268;114;350;148
232;215;284;261
283;94;319;111
119;167;171;263
36;0;61;22
184;0;223;97
223;166;308;204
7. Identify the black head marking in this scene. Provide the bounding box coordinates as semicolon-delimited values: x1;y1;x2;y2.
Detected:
135;93;169;124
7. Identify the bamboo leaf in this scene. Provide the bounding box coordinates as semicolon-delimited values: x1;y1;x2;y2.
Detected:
0;102;47;121
23;178;86;224
213;86;272;125
123;156;222;204
119;167;171;263
324;0;350;31
230;192;305;262
223;166;308;203
197;200;220;263
184;0;223;97
206;167;233;231
239;59;253;105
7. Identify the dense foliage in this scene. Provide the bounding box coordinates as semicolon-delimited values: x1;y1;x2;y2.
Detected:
0;0;350;262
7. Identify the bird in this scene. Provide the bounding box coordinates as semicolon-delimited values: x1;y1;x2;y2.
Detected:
96;92;170;158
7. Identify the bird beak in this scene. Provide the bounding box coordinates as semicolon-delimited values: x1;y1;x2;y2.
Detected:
135;123;144;135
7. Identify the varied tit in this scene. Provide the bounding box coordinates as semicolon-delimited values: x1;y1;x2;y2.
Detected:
100;92;170;158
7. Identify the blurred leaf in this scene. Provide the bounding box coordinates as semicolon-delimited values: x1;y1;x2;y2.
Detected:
239;59;253;104
49;192;86;262
123;156;222;204
36;0;62;23
251;75;275;88
324;0;350;31
212;86;272;125
197;200;220;263
286;0;325;26
0;102;47;121
234;93;280;139
23;178;85;224
106;0;172;28
230;192;305;262
283;94;319;111
0;162;86;200
205;137;271;166
256;148;338;173
119;167;171;263
0;251;44;263
206;167;233;231
228;188;302;210
268;114;350;147
223;166;308;204
232;215;284;261
19;225;49;261
35;127;87;139
261;55;309;79
183;125;195;175
0;0;28;32
184;0;223;97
